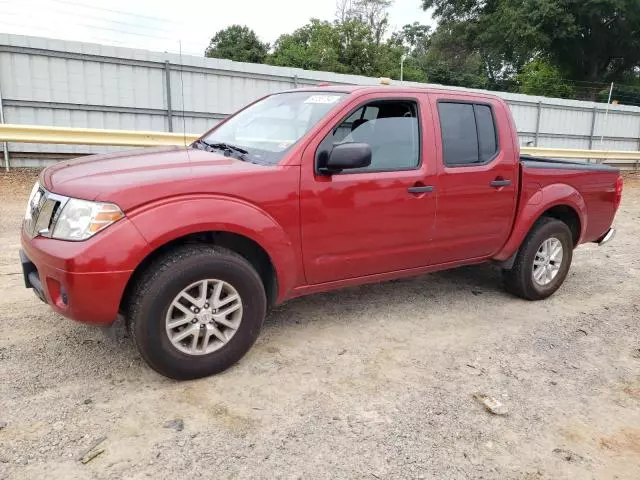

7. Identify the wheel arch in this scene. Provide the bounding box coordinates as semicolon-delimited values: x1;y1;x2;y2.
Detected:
541;205;581;246
120;195;301;315
120;230;279;316
494;183;586;262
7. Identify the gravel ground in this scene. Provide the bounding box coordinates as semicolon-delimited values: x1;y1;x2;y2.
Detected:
1;169;639;480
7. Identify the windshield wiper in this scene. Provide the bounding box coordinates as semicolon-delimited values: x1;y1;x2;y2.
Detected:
192;139;268;164
192;138;210;151
198;140;249;157
209;142;248;155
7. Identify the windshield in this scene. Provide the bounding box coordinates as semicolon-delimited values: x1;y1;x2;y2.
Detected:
201;91;347;164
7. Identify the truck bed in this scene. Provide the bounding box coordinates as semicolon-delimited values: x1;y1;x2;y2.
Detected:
518;155;620;246
520;155;619;173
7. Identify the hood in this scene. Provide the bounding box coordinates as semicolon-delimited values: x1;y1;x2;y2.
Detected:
42;146;268;211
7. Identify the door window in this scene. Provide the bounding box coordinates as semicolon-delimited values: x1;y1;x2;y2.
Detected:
317;100;420;173
438;102;498;166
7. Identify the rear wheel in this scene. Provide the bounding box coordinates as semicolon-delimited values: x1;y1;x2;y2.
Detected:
128;245;266;380
503;217;573;300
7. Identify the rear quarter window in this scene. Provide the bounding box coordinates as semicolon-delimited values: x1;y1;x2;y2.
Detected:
475;104;498;163
438;101;498;166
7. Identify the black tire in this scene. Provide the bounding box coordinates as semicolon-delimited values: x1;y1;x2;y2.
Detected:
502;217;573;301
128;245;266;380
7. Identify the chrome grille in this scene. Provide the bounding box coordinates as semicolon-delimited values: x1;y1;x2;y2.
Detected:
23;187;67;238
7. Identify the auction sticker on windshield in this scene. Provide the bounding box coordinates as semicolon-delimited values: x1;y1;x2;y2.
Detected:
304;95;343;104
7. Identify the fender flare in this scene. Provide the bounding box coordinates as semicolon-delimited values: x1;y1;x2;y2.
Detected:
127;195;299;301
493;183;586;261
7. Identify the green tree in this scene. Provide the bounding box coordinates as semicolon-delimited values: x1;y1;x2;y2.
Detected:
390;22;430;57
388;23;436;83
407;22;489;89
204;25;269;63
422;0;640;86
269;17;409;79
376;37;428;82
268;19;345;73
336;18;380;75
523;0;640;84
516;58;575;98
337;0;393;45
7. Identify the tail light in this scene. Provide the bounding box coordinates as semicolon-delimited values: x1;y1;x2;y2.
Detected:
614;175;623;211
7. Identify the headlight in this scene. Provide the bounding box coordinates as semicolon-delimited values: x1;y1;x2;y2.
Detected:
52;199;125;241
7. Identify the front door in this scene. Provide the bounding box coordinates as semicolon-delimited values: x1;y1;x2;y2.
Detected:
300;93;438;285
427;93;519;263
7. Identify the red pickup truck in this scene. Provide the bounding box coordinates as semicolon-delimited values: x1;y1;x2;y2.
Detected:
20;85;622;379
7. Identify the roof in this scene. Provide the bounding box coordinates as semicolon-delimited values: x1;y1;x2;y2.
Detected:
282;84;505;101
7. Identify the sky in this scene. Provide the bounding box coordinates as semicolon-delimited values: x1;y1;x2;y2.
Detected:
0;0;434;56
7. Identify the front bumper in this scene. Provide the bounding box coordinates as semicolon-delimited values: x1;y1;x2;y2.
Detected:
19;217;148;325
20;247;132;325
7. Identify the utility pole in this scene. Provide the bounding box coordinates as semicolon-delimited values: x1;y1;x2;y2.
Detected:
599;82;614;150
400;54;407;82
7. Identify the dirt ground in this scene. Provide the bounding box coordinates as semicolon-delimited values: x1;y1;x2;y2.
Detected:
1;169;639;480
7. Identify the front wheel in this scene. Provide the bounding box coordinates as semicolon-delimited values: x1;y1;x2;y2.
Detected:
128;245;267;380
503;217;573;301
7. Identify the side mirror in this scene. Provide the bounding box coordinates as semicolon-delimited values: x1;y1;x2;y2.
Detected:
319;143;372;174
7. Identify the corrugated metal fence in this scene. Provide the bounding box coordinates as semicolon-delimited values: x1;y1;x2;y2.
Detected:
1;33;640;167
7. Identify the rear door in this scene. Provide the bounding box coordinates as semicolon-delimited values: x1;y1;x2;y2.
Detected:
427;93;519;263
299;92;439;284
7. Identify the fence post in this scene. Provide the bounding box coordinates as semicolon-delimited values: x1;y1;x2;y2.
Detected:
637;121;640;171
164;61;173;132
0;79;9;171
534;101;542;147
588;106;598;149
587;106;598;163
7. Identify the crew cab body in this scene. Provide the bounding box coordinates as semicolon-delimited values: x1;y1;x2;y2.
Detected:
20;85;622;379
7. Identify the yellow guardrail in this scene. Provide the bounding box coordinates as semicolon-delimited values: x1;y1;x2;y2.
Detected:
0;124;199;147
1;123;639;161
520;146;640;160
